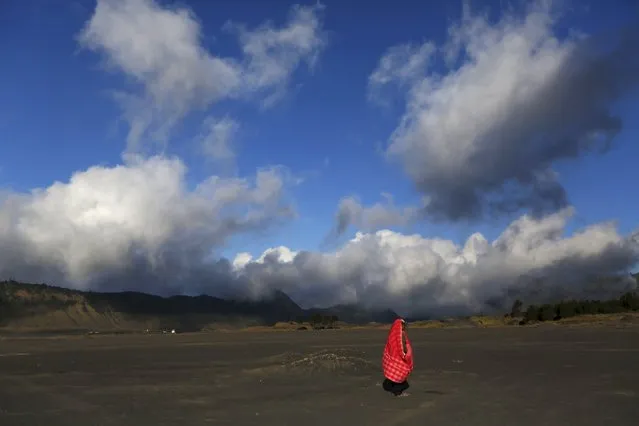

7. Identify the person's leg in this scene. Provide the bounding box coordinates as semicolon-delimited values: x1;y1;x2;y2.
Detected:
382;378;395;393
389;381;409;396
397;380;410;395
382;378;409;396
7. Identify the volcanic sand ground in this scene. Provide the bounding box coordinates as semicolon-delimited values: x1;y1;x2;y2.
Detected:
0;325;638;426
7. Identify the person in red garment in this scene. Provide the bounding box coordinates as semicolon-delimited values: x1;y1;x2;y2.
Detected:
381;318;413;397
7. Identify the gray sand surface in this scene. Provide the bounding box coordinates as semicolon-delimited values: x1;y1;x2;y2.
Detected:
1;326;638;425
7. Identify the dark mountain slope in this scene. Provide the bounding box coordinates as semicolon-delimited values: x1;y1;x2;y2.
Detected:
0;281;397;332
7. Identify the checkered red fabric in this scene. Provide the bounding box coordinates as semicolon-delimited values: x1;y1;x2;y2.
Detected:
382;318;414;383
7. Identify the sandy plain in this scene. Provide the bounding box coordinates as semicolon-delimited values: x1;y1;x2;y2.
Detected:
0;325;638;426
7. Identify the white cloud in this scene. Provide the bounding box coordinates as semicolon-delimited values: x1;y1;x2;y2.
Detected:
226;3;327;107
234;246;298;270
369;0;639;221
78;0;327;156
0;156;294;295
330;194;420;238
368;42;434;103
235;208;639;316
199;116;240;165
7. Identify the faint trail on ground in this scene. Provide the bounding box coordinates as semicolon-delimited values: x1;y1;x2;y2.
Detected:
243;348;378;377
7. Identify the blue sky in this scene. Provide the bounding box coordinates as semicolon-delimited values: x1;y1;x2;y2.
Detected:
1;0;638;306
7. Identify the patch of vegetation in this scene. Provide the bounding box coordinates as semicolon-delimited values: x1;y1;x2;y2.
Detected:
517;291;639;324
296;313;339;330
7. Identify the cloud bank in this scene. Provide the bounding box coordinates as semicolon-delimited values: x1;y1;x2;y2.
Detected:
235;208;638;316
367;0;639;223
2;167;636;315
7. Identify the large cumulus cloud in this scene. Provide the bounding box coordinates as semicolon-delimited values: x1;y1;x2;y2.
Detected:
365;0;639;223
235;208;639;316
0;156;295;297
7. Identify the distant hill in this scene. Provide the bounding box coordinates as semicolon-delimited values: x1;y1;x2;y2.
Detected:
306;304;399;324
4;274;635;334
0;281;398;333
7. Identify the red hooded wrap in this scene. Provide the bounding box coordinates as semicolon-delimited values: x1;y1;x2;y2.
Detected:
382;318;414;383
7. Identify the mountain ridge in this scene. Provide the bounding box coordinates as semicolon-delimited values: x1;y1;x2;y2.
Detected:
2;274;637;333
0;280;398;333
